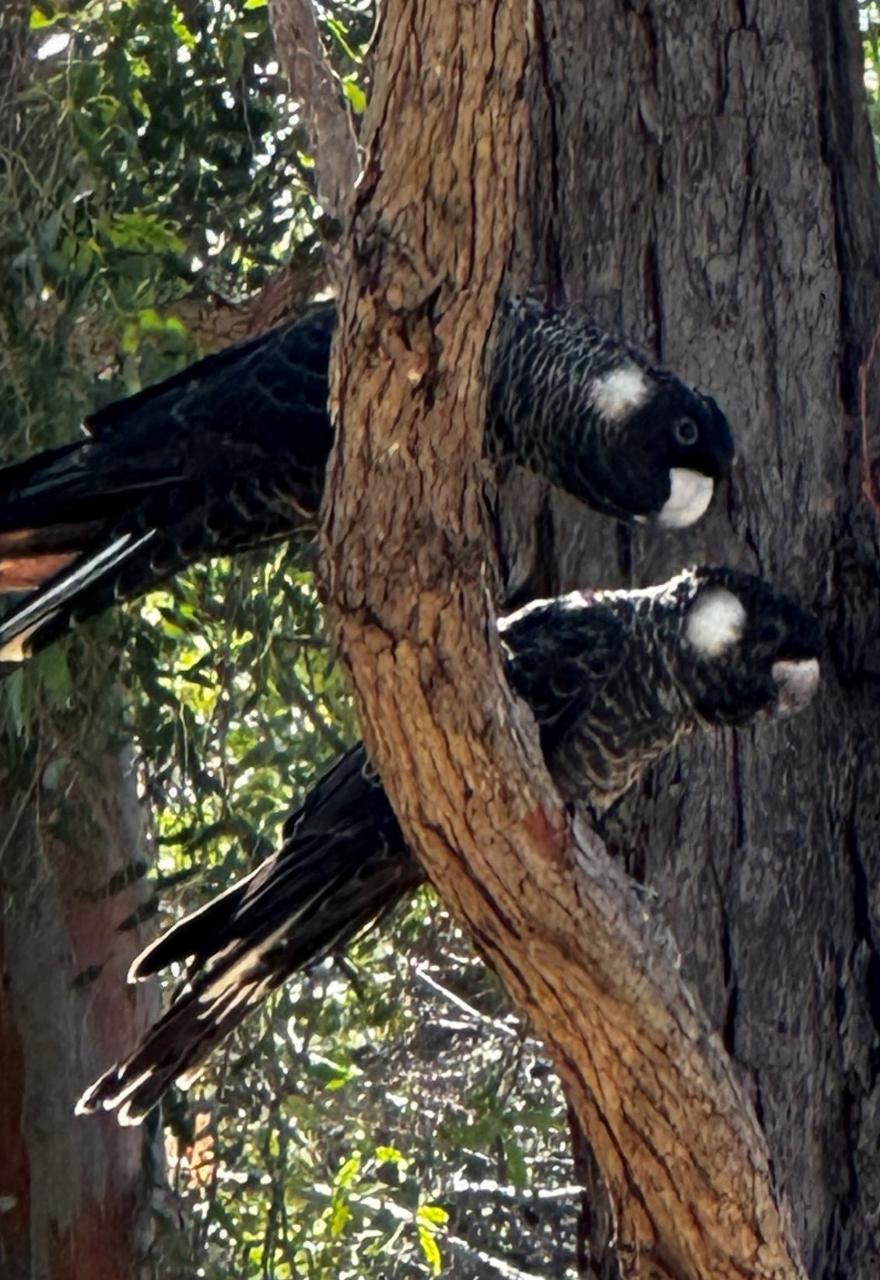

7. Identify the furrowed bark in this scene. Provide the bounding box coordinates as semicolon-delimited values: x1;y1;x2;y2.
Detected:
323;3;807;1276
525;5;880;1275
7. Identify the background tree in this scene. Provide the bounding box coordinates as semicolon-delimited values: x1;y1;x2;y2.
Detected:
552;7;880;1275
0;5;158;1275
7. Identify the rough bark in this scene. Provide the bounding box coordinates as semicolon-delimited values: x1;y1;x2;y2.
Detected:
518;4;880;1277
321;3;849;1277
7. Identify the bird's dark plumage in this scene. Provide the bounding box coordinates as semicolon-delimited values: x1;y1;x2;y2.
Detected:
76;566;819;1125
0;299;733;668
490;300;733;527
0;306;334;667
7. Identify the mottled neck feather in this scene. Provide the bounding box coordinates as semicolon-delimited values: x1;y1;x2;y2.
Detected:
487;299;636;494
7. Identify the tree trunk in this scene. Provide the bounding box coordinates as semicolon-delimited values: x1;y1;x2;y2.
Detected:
529;5;880;1276
0;746;159;1280
324;3;880;1278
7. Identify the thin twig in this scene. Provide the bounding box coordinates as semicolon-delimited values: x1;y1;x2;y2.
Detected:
414;964;520;1039
442;1177;584;1203
445;1234;566;1280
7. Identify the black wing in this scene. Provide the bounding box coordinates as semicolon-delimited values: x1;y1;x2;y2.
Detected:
76;744;420;1124
502;593;631;753
0;304;335;664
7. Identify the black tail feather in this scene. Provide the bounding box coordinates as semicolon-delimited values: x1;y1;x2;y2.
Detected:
77;745;419;1123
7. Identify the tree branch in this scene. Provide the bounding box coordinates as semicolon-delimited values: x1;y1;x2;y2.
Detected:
268;0;360;230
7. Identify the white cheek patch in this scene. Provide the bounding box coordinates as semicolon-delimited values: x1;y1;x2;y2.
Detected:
686;588;747;657
589;364;651;421
657;468;714;529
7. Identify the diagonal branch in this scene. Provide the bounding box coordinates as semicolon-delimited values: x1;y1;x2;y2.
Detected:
323;3;808;1277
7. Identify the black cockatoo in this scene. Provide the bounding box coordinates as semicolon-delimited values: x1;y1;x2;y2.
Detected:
76;565;819;1125
0;299;733;669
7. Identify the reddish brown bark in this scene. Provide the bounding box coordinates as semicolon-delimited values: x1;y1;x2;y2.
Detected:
0;750;158;1280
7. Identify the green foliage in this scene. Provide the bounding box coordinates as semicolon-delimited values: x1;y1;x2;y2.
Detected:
862;3;880;159
13;0;313;311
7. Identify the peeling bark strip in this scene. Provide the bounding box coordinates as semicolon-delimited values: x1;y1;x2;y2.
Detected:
323;3;805;1278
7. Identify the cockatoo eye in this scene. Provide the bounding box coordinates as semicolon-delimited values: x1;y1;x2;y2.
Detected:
674;416;699;446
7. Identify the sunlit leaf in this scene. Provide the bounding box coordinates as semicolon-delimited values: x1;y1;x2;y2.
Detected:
417;1224;443;1275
